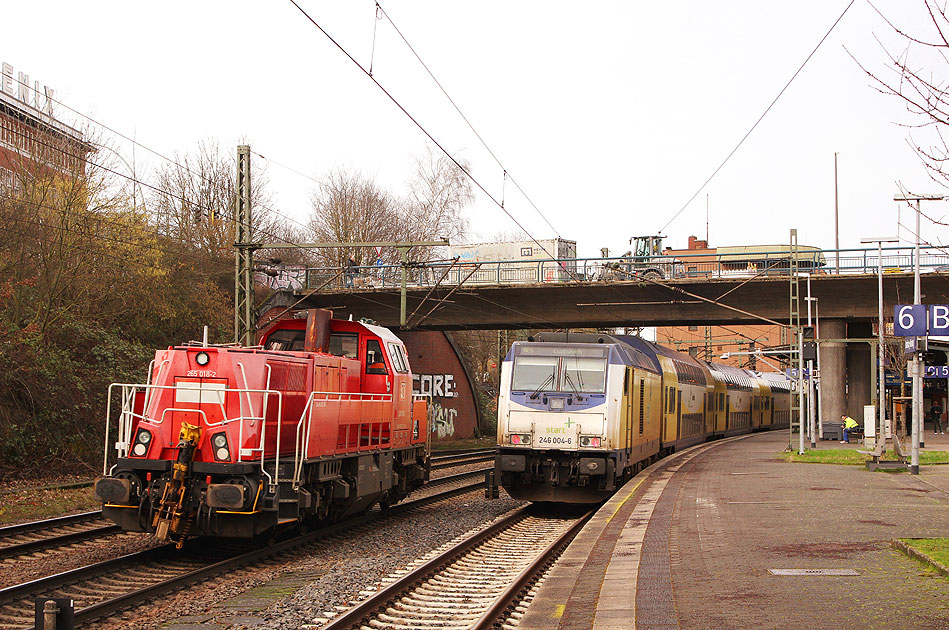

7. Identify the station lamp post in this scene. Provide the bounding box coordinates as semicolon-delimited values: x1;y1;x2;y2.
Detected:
893;193;945;474
860;236;899;453
802;273;818;448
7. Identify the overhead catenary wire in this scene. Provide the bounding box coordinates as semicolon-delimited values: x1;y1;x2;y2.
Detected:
373;1;562;239
657;0;857;235
285;0;566;270
1;115;318;261
8;73;314;242
284;0;663;331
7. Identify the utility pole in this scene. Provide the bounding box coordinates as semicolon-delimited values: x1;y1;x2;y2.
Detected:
894;192;946;473
804;273;817;449
234;145;254;346
834;152;840;275
789;229;804;454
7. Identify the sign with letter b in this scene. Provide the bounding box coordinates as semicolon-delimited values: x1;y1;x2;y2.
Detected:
930;305;949;335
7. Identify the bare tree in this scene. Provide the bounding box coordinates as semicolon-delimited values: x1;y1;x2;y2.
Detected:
150;139;278;259
403;147;473;253
307;149;474;274
858;1;949;188
308;168;402;267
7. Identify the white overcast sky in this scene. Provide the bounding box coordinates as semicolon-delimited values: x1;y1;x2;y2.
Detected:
5;0;949;258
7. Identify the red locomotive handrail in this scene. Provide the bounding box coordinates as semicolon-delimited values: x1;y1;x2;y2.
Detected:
103;382;285;485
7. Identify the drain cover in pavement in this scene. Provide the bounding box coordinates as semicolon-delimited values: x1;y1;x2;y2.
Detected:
768;569;859;576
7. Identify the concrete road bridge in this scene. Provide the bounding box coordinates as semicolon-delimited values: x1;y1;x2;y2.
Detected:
280;271;949;331
258;248;949;428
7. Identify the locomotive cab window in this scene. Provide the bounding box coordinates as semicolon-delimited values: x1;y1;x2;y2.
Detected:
365;338;388;375
387;343;409;373
330;333;358;358
512;356;559;392
265;329;305;351
561;356;606;394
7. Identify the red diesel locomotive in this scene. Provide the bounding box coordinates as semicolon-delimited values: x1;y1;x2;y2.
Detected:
94;309;429;545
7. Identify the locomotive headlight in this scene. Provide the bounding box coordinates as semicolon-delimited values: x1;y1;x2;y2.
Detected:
211;432;230;461
195;351;210;366
131;428;152;456
510;433;531;445
579;436;601;448
549;398;565;410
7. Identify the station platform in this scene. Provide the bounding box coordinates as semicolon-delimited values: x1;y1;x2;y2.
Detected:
519;431;949;630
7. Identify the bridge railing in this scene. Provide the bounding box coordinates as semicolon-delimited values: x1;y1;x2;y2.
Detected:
302;246;949;291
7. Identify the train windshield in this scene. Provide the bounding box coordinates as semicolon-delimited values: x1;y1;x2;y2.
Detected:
512;356;559;392
561;356;606;394
512;344;608;394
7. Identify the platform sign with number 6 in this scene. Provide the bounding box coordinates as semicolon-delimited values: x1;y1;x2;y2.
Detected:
894;304;928;336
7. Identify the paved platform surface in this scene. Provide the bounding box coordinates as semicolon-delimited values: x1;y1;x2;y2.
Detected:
519;431;949;630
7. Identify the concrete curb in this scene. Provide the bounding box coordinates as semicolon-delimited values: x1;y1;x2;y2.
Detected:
892;538;949;578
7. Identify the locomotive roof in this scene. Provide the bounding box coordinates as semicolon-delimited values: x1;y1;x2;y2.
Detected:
522;332;659;372
621;336;709;386
704;361;757;389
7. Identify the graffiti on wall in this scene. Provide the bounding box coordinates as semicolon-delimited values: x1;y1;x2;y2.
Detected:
414;373;459;438
413;373;457;398
429;401;458;438
254;265;307;291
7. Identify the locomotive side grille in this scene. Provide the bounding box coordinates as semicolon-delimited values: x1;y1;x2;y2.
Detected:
639;379;645;434
267;361;307;392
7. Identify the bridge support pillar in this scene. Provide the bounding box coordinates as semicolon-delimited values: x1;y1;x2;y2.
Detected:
819;319;847;437
846;322;872;421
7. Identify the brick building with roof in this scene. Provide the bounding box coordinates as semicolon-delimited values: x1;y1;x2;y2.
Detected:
0;63;90;192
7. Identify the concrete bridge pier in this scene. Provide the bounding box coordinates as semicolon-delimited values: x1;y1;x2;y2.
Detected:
819;319;847;437
846;322;872;422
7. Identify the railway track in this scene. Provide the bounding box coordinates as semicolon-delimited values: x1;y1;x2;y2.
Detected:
430;449;495;470
0;470;488;630
0;512;119;560
312;504;593;630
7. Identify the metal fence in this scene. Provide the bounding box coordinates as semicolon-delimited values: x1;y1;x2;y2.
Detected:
301;246;949;291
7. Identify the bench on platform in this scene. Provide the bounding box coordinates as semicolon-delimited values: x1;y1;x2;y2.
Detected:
821;423;864;442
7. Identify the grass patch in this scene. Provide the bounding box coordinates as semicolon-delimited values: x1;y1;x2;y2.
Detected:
431;436;495;452
782;449;867;465
0;485;100;526
780;449;949;465
899;538;949;569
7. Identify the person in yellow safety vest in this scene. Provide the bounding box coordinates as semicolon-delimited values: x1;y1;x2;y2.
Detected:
840;414;859;444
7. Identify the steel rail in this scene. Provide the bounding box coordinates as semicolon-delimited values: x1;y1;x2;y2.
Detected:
0;511;103;537
426;468;490;486
471;509;594;629
317;505;533;630
0;523;121;560
429;448;494;462
1;479;486;629
431;454;494;470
